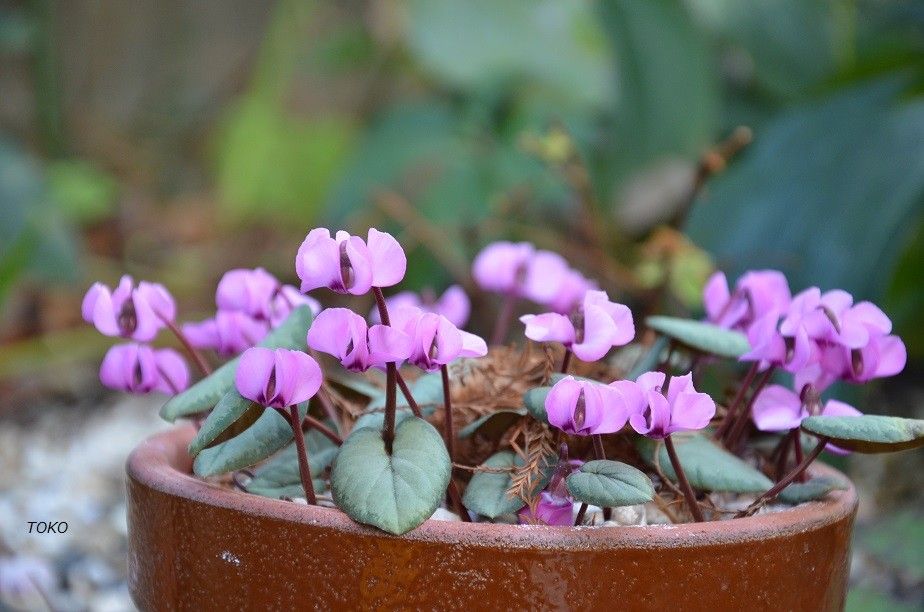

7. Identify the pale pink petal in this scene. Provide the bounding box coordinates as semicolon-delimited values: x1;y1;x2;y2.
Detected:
183;319;219;350
81;283;108;323
635;371;666;394
90;288;121;337
367;324;414;366
153;349;189;394
137;281;176;322
296;228;341;293
872;335;906;378
608;379;646;415
522;250;570;306
821;399;862;418
752;385;804;432
703;271;730;322
571;304;620;362
367;228;407;288
235;347;276;405
306;308;356;359
668;390;716;434
545;377;583;434
593;385;631;433
472;241;534;293
432;316;463;365
629;390;671;438
665;372;694;406
849;301;892;334
520;313;575;345
459;330;488;358
437;285;470;327
272;349;322;407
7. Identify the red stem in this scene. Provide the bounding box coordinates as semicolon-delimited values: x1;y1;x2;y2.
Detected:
714;361;759;440
737;437;828;518
303;414;343;446
664;435;704;522
560;349;572;374
282;405;316;505
373;287;399;455
161;316;212;376
395;371;423;418
725;366;775;450
490;291;518;346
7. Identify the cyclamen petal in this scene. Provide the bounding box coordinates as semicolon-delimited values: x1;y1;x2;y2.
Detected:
366;228;407;288
520;313;575;345
626;371;716;438
99;344;185;395
308;308;411;372
545;377;629;436
296;228;405;296
472;241;535;294
752;385;804;432
436;285;471;327
153;349;189;394
518;491;573;526
235;347;322;408
216;268;279;318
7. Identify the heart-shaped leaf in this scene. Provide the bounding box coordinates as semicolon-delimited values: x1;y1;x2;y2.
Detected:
779;476;848;505
645;315;750;358
245;443;339;499
801;415;924;453
637;434;773;493
462;450;535;519
192;403;308;477
188;390;259;456
565;460;655;507
458;409;525;440
523;387;551;423
351;409;415;432
331;416;450;535
160;305;314;421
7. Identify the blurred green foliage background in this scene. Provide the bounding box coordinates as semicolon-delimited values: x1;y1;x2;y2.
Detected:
0;1;922;606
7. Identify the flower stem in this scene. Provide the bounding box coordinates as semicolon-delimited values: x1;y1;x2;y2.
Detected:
725;366;775;450
560;348;572;374
592;434;611;520
490;290;518;346
395;371;423;418
440;364;469;520
714;361;759;440
283;405;316;505
161;316;212;376
574;502;588;526
792;429;805;483
302;414;343;446
315;386;344;436
737;437;828;518
373;287;399;456
664;435;704;522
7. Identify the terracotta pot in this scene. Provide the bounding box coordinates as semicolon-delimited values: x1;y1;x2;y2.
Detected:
127;426;857;611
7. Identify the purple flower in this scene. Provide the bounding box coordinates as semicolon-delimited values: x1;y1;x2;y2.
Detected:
752;384;862;454
545;269;596;315
295;228;406;295
520;290;634;362
619;372;716;439
306;308;412;372
235;348;322;408
796;336;906;389
183;311;270;357
215;267;280;318
472;241;535;295
741;311;814;373
703;270;791;330
370;285;471;327
390;307;487;372
99;344;188;394
82;275;175;341
545;376;631;436
518;491;573;526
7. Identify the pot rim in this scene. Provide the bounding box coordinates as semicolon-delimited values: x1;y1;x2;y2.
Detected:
128;425;858;550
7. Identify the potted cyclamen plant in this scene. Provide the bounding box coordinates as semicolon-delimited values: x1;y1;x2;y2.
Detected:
92;228;922;609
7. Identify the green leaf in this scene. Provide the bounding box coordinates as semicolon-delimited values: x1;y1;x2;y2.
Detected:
523;387;550;423
351;409;415;432
245;443;338;499
801;415;924;454
160;305;314;421
325;370;382;397
565;459;655;507
637;434;773;493
458;409;526;440
687;78;924;303
461;451;526;519
188;390;258;456
778;476;848;505
192;404;308;477
645;315;750;358
331;416;451;535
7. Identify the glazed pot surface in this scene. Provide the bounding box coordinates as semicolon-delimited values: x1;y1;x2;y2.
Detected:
127;426;857;611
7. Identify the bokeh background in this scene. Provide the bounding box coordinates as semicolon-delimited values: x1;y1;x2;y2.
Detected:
1;0;922;609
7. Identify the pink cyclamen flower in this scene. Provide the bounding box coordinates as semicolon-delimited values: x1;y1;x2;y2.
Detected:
472;241;535;295
521;290;634;362
618;372;716;439
370;285;471;328
99;344;188;394
752;384;862;454
518;491;573;526
545;376;630;436
215;267;280;318
268;285;321;328
307;308;412;372
296;228;406;295
82;275;175;341
545;268;596;315
703;270;791;330
183;311;270;357
741;311;813;374
235;348;322;408
390;307;487;372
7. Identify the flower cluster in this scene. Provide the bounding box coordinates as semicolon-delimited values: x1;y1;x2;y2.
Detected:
705;270;906;389
82;276;189;393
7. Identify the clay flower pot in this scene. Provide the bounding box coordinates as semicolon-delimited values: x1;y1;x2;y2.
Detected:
127;426;857;610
